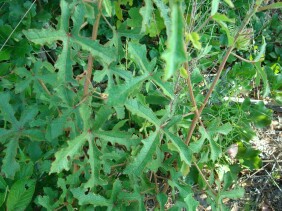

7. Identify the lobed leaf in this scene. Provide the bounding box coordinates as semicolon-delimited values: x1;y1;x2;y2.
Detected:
124;131;159;175
50;132;90;173
164;129;192;165
107;73;149;106
71;187;111;207
23;29;66;45
125;98;161;127
139;0;154;33
153;0;171;36
94;130;138;149
162;3;186;81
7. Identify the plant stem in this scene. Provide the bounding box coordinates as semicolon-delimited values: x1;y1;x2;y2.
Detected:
185;3;261;145
184;62;205;129
193;160;217;196
231;52;257;63
74;0;103;173
83;0;103;96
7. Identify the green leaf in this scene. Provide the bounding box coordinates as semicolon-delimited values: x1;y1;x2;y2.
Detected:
211;0;220;16
153;0;171;36
114;2;123;20
73;36;116;66
212;13;235;23
6;179;36;211
93;105;114;130
94;130;137;149
217;21;234;46
254;36;266;62
1;139;20;179
103;0;113;17
19;106;38;127
191;68;204;84
208;122;232;135
124;131;159;175
79;97;92;130
187;32;202;50
23;29;66;45
151;72;174;99
0;92;18;127
184;193;199;210
60;0;71;32
254;63;270;98
71;187;111;207
50;132;90;173
219;187;244;200
164;129;192;165
107;73;149;106
0;176;7;207
189;127;207;153
258;2;282;12
161;3;186;81
125;98;161;126
85;137;106;189
71;3;85;36
250;101;272;128
223;0;234;8
139;0;154;33
114;106;125;119
157;193;168;211
210;139;221;162
128;42;156;73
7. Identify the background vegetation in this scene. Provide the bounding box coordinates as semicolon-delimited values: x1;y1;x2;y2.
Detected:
0;0;281;210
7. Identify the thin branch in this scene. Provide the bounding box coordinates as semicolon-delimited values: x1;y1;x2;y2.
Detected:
231;52;257;63
193;161;217;196
185;3;261;145
0;0;36;52
196;16;212;33
38;79;51;96
184;62;205;129
83;0;103;96
153;172;159;193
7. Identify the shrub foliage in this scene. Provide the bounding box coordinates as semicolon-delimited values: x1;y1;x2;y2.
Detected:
0;0;281;210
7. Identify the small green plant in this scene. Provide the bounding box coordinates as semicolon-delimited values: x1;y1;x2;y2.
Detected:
0;0;281;210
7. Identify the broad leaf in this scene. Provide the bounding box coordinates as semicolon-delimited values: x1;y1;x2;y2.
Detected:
1;139;20;179
6;179;36;211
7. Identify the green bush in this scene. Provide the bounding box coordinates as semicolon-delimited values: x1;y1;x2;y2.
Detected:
0;0;281;210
